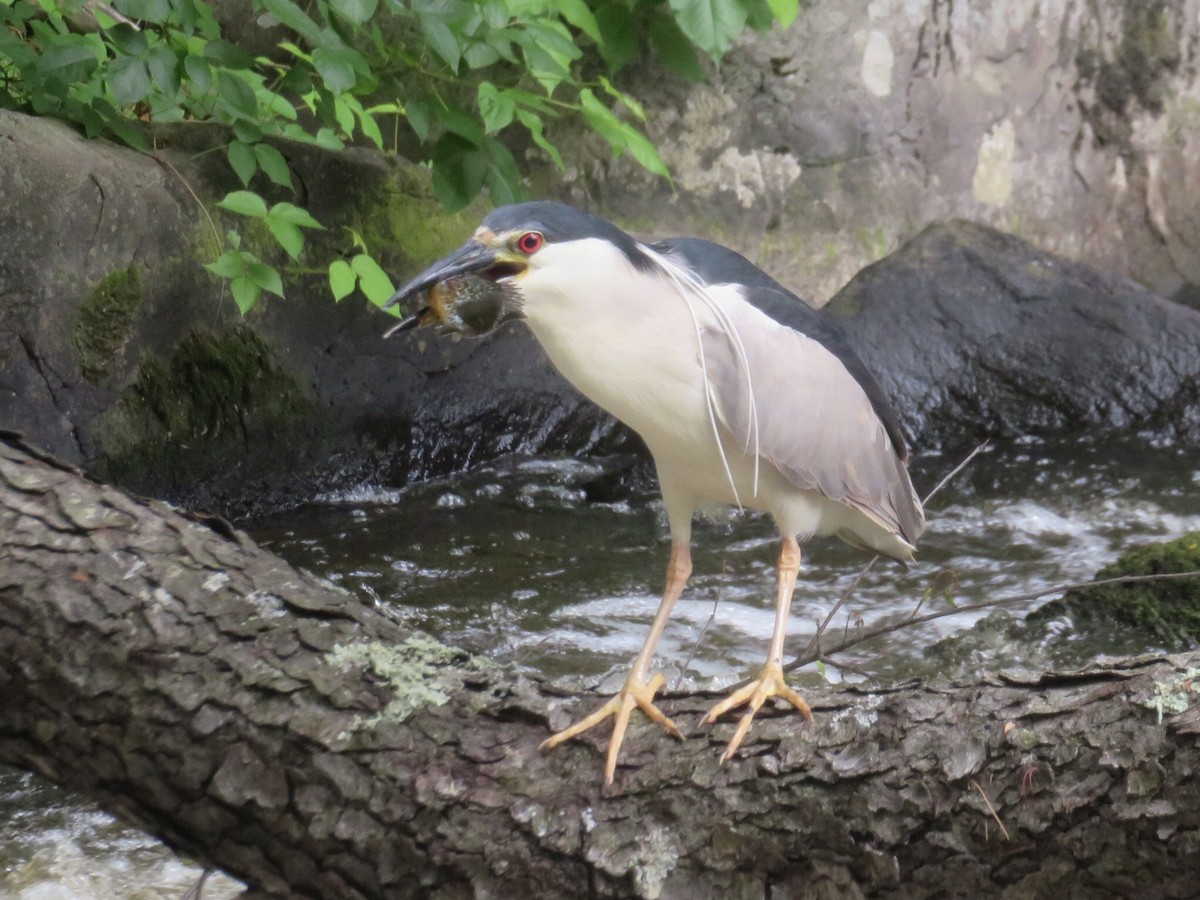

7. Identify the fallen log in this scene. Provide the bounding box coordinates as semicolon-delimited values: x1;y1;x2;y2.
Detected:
0;431;1197;899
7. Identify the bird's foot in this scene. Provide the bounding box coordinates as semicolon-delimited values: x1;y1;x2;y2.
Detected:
702;662;813;763
539;671;683;785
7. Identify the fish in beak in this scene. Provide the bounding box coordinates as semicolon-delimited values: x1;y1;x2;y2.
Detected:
382;240;525;339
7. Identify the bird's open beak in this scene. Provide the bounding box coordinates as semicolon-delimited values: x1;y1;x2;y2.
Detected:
382;240;524;338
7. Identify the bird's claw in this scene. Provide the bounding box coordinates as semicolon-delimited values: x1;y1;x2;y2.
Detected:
703;662;813;763
540;671;683;785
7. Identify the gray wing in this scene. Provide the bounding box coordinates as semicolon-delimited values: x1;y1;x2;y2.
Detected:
701;288;925;546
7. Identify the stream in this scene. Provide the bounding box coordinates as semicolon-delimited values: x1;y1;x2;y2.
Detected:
2;436;1197;897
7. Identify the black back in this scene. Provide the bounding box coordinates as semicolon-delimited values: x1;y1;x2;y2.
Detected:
654;237;909;461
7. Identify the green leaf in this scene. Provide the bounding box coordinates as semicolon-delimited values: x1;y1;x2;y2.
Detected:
254;143;292;187
202;39;255;69
229;276;261;313
268;202;322;228
516;109;563;170
593;2;638;71
431;132;487;211
312;45;357;93
107;56;152;104
267;218;304;258
218;190;268;217
312;127;344;150
204;249;249;278
113;0;171;23
329;259;356;301
145;44;180;96
216;70;257;118
333;95;355;135
232;119;263;143
579;90;672;182
435;102;484;144
578;87;623;147
422;19;462;71
477;81;514;133
743;0;777;31
227;140;257;185
105;23;149;56
483;139;523;206
405;96;434;142
330;0;377;25
765;0;798;27
648;15;705;81
555;0;601;42
462;41;500;69
617;120;671;180
667;0;747;63
355;104;385;149
350;253;395;306
246;261;284;296
182;55;212;95
260;0;324;44
36;39;99;83
599;76;646;122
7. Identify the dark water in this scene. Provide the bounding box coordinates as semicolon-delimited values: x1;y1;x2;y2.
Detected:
2;437;1197;896
254;437;1200;686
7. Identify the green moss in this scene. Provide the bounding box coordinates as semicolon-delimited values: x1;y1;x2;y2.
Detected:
1048;531;1200;646
93;326;311;485
72;266;142;383
356;165;487;272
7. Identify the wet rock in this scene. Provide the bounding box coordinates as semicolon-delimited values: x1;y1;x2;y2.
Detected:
826;220;1200;450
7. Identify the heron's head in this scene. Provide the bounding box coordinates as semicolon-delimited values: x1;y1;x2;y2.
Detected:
382;201;650;338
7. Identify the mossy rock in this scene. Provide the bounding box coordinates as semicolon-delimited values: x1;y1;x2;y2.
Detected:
1035;532;1200;647
93;326;313;503
72;266;142;383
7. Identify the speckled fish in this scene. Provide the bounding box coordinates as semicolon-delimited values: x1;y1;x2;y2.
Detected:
382;273;522;339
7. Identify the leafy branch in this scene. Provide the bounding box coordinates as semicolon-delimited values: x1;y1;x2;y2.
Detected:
0;0;800;312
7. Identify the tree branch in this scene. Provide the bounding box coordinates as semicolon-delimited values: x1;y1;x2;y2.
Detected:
2;431;1198;899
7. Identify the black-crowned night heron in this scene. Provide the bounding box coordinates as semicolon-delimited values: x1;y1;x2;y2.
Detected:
384;201;924;784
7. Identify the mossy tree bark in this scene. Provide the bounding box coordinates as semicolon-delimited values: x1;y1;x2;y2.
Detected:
0;431;1198;899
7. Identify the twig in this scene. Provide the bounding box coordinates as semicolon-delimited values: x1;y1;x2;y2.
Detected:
801;440;989;660
783;569;1200;673
969;778;1010;840
145;151;229;322
801;556;877;661
674;561;727;690
923;439;991;505
181;869;212;900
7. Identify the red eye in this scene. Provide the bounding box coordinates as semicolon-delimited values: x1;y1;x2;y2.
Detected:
517;231;544;254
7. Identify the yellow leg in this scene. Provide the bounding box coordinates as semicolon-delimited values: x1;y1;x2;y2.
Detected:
540;543;692;784
703;535;813;762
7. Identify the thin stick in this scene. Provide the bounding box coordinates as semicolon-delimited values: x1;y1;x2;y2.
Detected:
674;561;727;690
969;778;1010;840
801;440;990;659
801;556;877;660
784;569;1200;673
146;152;228;322
923;439;990;505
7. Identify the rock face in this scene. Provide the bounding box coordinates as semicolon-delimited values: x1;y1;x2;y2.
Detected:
569;1;1200;311
0;110;488;516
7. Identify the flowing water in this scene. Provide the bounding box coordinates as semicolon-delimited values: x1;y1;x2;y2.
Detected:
2;437;1197;897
